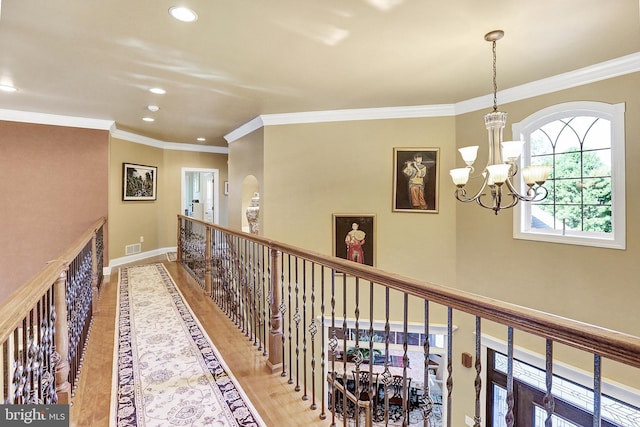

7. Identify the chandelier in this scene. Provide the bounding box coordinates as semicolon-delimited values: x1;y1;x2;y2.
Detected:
449;30;551;215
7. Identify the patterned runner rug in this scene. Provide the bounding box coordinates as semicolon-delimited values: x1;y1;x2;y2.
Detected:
111;263;266;427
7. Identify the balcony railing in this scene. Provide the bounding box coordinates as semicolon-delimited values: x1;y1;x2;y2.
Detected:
179;214;640;427
0;217;105;405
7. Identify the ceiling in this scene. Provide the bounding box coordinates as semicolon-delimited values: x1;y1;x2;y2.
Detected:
0;1;638;147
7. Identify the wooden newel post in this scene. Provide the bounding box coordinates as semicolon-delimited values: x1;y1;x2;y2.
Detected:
266;248;284;373
204;228;212;296
54;268;71;404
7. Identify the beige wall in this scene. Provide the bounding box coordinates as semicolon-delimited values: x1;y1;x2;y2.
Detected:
0;121;108;303
228;128;264;231
262;117;457;287
455;73;640;335
109;137;228;261
451;72;640;422
109;138;165;260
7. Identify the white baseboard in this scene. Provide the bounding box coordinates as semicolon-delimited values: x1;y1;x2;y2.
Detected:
103;246;177;276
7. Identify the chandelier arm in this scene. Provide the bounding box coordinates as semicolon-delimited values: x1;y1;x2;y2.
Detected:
503;178;531;201
455;175;492;203
498;192;520;210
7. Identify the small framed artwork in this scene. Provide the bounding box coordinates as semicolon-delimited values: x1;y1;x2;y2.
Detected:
123;163;157;201
393;148;439;213
224;181;229;196
332;214;376;267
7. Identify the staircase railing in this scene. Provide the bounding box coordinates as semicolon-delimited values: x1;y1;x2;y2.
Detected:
178;215;640;427
0;217;106;405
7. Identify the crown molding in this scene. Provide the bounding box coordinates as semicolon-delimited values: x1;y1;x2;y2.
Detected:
0;108;114;130
455;52;640;114
224;104;455;143
111;127;228;154
223;116;264;143
227;52;640;142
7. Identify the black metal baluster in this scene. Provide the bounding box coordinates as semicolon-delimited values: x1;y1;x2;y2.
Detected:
368;281;375;423
474;317;482;427
320;266;327;419
341;273;348;425
382;287;391;426
401;293;409;427
302;260;309;401
294;257;301;392
293;257;300;391
421;299;433;426
544;339;554;427
287;255;293;385
446;307;453;427
328;268;337;426
505;327;514;427
309;263;317;409
279;253;288;379
353;277;361;427
593;354;602;427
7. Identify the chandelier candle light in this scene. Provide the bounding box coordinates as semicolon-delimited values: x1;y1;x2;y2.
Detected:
449;30;551;215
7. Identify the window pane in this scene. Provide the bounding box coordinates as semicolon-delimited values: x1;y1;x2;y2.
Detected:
583;118;611;151
534;406;580;427
555;205;582;231
555;152;582;179
554;120;582;154
555;179;582;204
493;384;508;427
530;130;553;156
583;205;612;233
582;177;611;206
530;205;555;230
583;149;611;177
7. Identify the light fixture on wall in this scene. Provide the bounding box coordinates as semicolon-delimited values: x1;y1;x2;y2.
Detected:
449;30;551;215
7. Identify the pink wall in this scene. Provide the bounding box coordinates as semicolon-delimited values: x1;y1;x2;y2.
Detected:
0;121;109;303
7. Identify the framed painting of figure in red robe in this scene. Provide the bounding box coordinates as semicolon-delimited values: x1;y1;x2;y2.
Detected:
393;148;439;213
332;214;376;267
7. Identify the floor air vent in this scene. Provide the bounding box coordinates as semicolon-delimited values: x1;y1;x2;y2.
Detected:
125;243;141;255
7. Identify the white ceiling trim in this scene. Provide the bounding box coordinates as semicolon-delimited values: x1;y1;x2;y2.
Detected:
224;104;455;143
111;128;228;154
0;108;114;130
456;51;640;114
227;52;640;143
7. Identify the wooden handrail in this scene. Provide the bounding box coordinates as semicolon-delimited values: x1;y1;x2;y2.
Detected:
179;215;640;369
0;217;106;346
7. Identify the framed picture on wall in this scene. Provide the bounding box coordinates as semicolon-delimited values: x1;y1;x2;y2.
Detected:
392;147;439;213
332;214;376;267
123;163;157;201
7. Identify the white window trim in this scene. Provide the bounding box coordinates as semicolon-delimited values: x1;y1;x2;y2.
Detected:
512;101;626;250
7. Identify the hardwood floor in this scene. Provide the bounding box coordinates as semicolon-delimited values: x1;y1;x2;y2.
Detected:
70;256;332;427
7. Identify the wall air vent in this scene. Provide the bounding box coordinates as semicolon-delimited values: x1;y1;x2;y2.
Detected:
125;243;141;255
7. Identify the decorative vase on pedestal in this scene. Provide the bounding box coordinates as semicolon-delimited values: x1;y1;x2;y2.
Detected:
246;192;260;235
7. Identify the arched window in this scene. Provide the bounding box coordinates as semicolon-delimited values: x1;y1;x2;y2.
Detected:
512;102;626;249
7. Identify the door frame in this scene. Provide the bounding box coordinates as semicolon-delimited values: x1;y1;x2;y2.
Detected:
181;167;219;224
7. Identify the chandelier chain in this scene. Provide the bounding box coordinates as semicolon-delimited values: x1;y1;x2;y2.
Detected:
492;40;498;112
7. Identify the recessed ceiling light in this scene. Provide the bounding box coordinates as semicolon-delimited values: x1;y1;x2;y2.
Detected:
149;87;166;95
197;137;206;142
142;117;155;122
147;105;160;112
0;84;17;92
169;6;198;22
